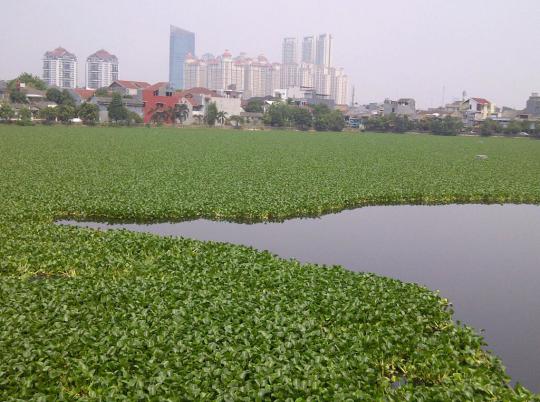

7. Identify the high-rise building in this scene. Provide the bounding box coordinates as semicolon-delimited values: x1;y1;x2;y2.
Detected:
298;63;315;88
316;33;332;67
282;37;297;64
86;49;118;89
169;25;195;89
301;36;316;64
331;68;349;105
42;47;78;88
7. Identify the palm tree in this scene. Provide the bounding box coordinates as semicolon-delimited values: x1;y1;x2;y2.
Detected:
175;103;190;125
216;111;228;126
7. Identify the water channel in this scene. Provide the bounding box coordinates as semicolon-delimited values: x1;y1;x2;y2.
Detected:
58;204;540;392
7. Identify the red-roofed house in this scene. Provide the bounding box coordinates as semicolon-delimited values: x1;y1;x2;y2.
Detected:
461;97;497;126
109;80;151;97
143;82;185;124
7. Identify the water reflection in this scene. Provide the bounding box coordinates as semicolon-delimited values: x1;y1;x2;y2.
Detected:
58;204;540;391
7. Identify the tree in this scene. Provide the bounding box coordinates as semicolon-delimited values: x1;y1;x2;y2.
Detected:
108;93;128;123
504;120;526;136
172;103;190;125
78;103;99;125
229;115;244;128
291;108;312;130
8;73;47;91
205;102;218;126
0;103;15;122
480;119;501;136
327;110;346;132
244;99;264;113
263;102;291;127
216;111;228;126
127;111;143;126
46;88;63;104
56;104;76;124
10;90;27;104
39;107;57;124
61;89;76;107
95;87;109;97
17;107;33;126
430;116;463;136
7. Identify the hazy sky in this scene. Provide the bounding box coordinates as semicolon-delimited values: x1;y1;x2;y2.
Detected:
2;0;539;108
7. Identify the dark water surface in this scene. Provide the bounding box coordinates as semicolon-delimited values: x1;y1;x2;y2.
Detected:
58;204;540;392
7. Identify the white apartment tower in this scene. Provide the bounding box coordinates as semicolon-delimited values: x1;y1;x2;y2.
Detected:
316;33;333;67
42;47;78;89
86;49;119;89
302;36;316;64
282;37;297;64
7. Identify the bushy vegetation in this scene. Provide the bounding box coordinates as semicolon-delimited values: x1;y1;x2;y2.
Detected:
1;126;539;400
366;114;464;136
264;103;345;131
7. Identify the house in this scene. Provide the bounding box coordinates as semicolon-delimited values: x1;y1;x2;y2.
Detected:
460;98;497;126
109;80;151;97
89;96;144;123
68;88;96;105
142;82;184;123
383;98;416;117
0;81;8;101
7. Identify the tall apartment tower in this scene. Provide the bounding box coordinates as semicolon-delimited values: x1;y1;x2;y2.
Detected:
169;25;195;89
42;47;78;88
282;37;297;64
301;36;316;64
281;37;298;89
86;49;118;89
316;33;333;67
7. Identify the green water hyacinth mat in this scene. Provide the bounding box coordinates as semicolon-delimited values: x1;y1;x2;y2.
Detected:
1;126;539;400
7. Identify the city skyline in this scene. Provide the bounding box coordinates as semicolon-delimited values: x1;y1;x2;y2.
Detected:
1;0;539;109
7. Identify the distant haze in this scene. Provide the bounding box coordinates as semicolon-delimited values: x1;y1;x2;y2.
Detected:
1;0;539;109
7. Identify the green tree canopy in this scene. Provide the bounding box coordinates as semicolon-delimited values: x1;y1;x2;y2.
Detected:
480;119;501;137
244;99;264;113
0;103;15;122
108;93;128;123
8;73;47;91
263;102;291;127
205;102;218;126
78;103;100;125
46;88;63;104
39;107;57;124
56;104;77;124
291;108;312;131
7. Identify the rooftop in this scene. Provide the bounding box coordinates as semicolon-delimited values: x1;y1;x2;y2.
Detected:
44;47;77;60
88;49;118;62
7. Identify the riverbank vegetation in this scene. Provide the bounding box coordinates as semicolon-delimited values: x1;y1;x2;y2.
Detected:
1;126;539;400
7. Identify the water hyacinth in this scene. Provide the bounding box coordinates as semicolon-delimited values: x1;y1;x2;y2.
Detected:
0;126;539;400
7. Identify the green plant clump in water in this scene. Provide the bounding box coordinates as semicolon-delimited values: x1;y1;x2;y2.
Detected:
0;125;539;400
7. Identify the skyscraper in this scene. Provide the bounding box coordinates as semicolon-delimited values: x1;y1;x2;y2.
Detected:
301;36;316;64
86;49;118;89
282;37;297;64
42;47;78;89
169;25;195;89
316;33;333;67
281;37;298;89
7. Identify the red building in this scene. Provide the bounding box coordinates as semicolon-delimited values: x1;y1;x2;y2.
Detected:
142;82;183;123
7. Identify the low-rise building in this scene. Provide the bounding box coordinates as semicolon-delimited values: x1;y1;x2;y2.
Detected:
460;98;497;126
89;96;144;123
383;98;416;117
109;80;151;98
